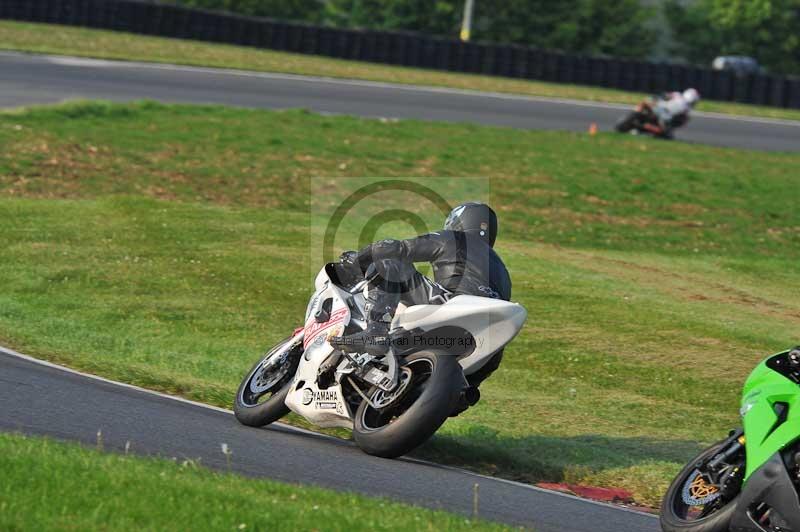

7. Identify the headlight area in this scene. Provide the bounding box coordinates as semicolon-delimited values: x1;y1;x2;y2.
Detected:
739;398;757;418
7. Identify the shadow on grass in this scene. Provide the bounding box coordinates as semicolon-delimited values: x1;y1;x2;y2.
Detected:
415;424;706;485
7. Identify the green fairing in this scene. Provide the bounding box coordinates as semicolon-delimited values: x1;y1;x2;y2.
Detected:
741;350;800;481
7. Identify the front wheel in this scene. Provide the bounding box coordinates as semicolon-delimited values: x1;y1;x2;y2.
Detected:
353;351;464;458
234;335;301;428
615;111;639;133
660;439;744;532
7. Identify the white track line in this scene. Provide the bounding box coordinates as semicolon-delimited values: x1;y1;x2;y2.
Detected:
0;343;657;519
2;50;798;128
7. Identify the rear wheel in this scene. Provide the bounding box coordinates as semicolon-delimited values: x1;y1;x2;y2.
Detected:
234;336;301;427
659;128;675;140
353;351;463;458
660;440;744;532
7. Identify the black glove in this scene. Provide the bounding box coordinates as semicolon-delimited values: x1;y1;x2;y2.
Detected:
339;250;360;270
337;250;363;286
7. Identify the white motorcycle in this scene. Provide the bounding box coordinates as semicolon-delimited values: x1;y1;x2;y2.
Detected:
234;262;527;458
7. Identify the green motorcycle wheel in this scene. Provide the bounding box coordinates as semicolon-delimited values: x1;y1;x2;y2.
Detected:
660;440;743;532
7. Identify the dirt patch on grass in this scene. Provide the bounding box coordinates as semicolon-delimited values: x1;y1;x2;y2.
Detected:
670;203;707;216
501;241;797;379
2;139;97;193
0;136;308;208
553;247;800;323
617;258;798;321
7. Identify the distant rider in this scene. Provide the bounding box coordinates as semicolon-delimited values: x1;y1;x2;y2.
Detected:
645;88;700;137
331;202;511;406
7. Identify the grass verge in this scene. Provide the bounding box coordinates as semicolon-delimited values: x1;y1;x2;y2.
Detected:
0;432;508;531
0;19;799;122
1;101;798;507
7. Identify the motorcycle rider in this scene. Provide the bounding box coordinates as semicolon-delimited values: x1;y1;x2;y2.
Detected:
646;88;701;137
331;202;511;403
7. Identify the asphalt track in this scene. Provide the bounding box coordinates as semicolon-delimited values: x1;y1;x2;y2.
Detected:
0;347;659;531
0;51;798;151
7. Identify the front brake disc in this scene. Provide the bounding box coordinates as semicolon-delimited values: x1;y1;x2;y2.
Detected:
682;470;722;506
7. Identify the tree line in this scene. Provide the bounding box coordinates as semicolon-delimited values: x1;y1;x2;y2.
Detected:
170;0;800;75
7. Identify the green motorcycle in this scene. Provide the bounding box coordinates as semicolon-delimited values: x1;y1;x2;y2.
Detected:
661;347;800;532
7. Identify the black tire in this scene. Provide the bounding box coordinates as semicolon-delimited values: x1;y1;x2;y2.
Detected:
660;441;741;532
659;129;675;140
353;351;463;458
233;336;300;428
615;112;638;133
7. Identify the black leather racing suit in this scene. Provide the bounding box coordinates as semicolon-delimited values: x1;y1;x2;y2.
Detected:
347;230;512;387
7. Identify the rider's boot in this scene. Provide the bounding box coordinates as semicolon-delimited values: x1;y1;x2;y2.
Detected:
331;272;399;357
450;386;480;417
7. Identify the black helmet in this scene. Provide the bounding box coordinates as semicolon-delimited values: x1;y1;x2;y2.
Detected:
444;202;498;247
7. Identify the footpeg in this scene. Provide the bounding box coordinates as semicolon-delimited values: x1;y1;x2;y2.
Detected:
450;386;480;417
464;386;481;406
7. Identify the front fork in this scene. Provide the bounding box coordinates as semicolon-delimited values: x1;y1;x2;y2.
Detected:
705;429;746;471
702;428;747;500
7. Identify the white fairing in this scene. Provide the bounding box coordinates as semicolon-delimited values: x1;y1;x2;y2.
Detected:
284;272;354;429
656;93;690;119
284;267;527;429
391;295;527;374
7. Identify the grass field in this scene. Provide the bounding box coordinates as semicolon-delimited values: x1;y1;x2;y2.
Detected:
0;433;507;531
1;19;800;122
1;101;799;507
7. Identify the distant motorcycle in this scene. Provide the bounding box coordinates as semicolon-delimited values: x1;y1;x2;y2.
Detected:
233;262;527;458
615;102;688;140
